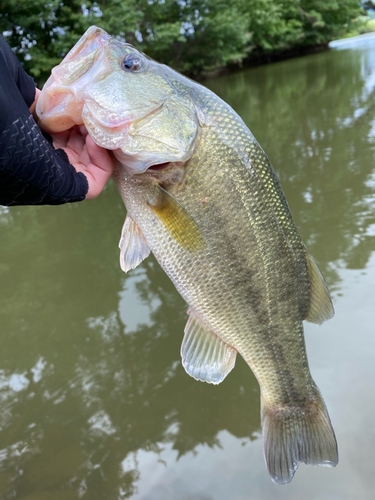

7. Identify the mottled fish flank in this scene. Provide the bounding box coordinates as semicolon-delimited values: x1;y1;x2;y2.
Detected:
36;26;338;484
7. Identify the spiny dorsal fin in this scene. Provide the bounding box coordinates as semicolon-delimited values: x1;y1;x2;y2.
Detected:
304;250;334;325
148;185;205;252
181;310;237;384
119;215;151;273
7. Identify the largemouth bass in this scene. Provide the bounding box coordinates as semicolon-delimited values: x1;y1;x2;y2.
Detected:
36;26;338;484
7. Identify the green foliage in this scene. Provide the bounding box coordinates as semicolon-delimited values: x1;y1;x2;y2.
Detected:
0;1;140;84
244;0;364;54
245;0;304;52
136;0;250;75
341;16;375;38
296;0;366;44
0;0;366;84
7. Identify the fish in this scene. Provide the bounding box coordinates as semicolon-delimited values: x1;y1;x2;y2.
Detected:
36;26;338;484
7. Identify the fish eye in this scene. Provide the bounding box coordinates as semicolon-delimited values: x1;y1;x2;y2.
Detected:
121;54;142;71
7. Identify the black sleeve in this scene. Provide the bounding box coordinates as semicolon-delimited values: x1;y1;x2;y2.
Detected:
0;35;89;206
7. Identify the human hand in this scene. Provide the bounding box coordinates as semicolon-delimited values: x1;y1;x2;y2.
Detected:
50;125;115;199
29;88;41;116
30;89;114;200
0;36;107;206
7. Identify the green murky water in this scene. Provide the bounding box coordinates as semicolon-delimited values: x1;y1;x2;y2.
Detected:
1;34;375;499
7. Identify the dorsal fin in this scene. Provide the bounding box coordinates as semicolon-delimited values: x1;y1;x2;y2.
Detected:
118;215;151;272
304;250;334;325
181;310;237;384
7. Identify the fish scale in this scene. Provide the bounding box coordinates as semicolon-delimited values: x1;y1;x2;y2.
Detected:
118;123;310;396
114;88;337;483
36;25;338;484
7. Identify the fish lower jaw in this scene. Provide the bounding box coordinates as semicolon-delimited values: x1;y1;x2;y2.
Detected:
36;86;86;133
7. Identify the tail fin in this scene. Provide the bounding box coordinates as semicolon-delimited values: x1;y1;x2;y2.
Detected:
261;392;338;484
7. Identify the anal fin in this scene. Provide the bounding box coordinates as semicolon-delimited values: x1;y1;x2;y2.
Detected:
181;310;237;384
304;250;334;325
119;214;151;272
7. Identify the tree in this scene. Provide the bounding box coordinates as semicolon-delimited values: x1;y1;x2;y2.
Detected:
296;0;365;45
0;0;366;85
135;0;250;76
244;0;364;55
0;1;140;85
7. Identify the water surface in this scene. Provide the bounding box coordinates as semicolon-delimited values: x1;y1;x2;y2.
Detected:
1;35;375;499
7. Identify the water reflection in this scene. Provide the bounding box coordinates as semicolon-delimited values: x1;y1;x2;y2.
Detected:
1;35;375;499
0;201;259;498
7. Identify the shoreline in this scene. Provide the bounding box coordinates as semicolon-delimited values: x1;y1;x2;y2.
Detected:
195;43;329;81
329;31;375;48
195;31;375;82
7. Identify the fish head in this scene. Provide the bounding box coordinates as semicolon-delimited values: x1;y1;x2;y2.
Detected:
36;26;199;175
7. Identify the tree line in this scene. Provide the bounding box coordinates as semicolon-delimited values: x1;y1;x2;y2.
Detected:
0;1;369;85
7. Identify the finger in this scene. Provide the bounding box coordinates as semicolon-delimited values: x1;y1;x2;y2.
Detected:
83;135;115;199
65;128;87;159
29;88;41;115
86;135;113;170
78;124;89;137
51;130;72;149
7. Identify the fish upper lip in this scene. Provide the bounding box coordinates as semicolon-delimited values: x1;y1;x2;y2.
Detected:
83;98;165;129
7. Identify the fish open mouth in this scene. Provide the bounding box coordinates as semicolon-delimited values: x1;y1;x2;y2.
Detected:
144;161;186;185
147;162;171;171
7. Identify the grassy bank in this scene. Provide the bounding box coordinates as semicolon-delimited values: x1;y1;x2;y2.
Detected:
343;16;375;38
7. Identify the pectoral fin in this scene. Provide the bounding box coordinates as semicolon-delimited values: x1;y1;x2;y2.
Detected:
181;309;237;384
148;185;205;252
304;250;334;325
118;215;151;272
